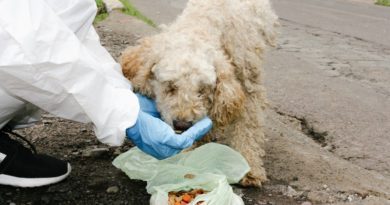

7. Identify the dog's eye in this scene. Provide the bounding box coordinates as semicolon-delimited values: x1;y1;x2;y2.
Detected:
199;85;210;93
198;86;208;97
166;81;177;94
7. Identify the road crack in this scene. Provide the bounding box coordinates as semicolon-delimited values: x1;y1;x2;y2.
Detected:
274;109;330;148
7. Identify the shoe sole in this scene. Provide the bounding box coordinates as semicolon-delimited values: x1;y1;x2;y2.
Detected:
0;163;71;187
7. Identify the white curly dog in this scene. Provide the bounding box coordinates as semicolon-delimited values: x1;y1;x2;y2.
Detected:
121;0;278;187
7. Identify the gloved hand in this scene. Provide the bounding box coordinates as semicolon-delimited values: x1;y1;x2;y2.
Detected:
126;93;213;159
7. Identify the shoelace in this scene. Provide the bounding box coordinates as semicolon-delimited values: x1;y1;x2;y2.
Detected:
1;125;37;154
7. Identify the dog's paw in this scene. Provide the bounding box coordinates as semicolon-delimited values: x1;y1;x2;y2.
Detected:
239;171;267;187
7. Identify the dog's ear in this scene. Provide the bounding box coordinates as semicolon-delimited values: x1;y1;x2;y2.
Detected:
120;38;156;97
210;57;246;126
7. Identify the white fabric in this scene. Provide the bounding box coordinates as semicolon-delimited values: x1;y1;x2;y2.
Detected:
0;0;139;146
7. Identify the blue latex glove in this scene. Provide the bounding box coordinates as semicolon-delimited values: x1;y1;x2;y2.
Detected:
135;93;160;118
127;94;213;159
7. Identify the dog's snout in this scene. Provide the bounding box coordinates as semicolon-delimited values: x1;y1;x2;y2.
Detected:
173;120;193;132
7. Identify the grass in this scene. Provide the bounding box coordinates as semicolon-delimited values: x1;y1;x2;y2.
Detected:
94;0;156;26
94;13;109;23
375;0;390;6
119;0;156;27
94;0;108;24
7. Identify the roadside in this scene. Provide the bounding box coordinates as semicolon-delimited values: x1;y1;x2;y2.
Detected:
1;0;389;204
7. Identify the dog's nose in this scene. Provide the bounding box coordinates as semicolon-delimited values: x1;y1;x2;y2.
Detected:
173;120;193;132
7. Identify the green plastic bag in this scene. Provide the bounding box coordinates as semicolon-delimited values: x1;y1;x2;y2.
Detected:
113;143;250;205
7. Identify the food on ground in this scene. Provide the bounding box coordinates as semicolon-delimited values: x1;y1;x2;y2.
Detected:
168;189;208;205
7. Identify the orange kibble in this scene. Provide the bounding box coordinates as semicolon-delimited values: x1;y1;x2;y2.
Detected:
169;189;207;205
182;194;192;203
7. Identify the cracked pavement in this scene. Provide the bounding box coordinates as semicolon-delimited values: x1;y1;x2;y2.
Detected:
265;0;390;178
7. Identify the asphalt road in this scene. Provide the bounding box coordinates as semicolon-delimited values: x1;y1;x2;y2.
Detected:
273;0;390;47
265;0;390;177
130;0;390;45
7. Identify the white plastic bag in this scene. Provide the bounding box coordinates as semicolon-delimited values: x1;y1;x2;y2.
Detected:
113;143;250;205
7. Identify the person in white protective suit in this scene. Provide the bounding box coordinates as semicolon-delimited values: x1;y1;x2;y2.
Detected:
0;0;212;187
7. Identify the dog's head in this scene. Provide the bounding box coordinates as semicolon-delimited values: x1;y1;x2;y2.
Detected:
121;36;245;131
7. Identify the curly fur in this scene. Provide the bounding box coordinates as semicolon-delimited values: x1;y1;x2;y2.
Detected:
121;0;278;187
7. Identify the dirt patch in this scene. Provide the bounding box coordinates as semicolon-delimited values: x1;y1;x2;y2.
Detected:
0;114;306;205
0;115;149;205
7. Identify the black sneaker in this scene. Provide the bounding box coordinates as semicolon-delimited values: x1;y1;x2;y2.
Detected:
0;128;71;187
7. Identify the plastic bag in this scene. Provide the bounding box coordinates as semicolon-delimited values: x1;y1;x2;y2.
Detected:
113;143;250;205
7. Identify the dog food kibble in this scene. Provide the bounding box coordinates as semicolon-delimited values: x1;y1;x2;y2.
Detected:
168;189;208;205
182;194;192;203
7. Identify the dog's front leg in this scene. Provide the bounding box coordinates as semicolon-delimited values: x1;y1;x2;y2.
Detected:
210;95;268;187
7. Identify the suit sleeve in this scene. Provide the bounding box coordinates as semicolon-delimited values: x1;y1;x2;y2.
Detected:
0;0;139;146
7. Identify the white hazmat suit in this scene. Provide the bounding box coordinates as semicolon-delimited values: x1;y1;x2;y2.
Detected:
0;0;139;146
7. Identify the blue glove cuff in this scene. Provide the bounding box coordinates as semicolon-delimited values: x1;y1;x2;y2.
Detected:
135;93;161;118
